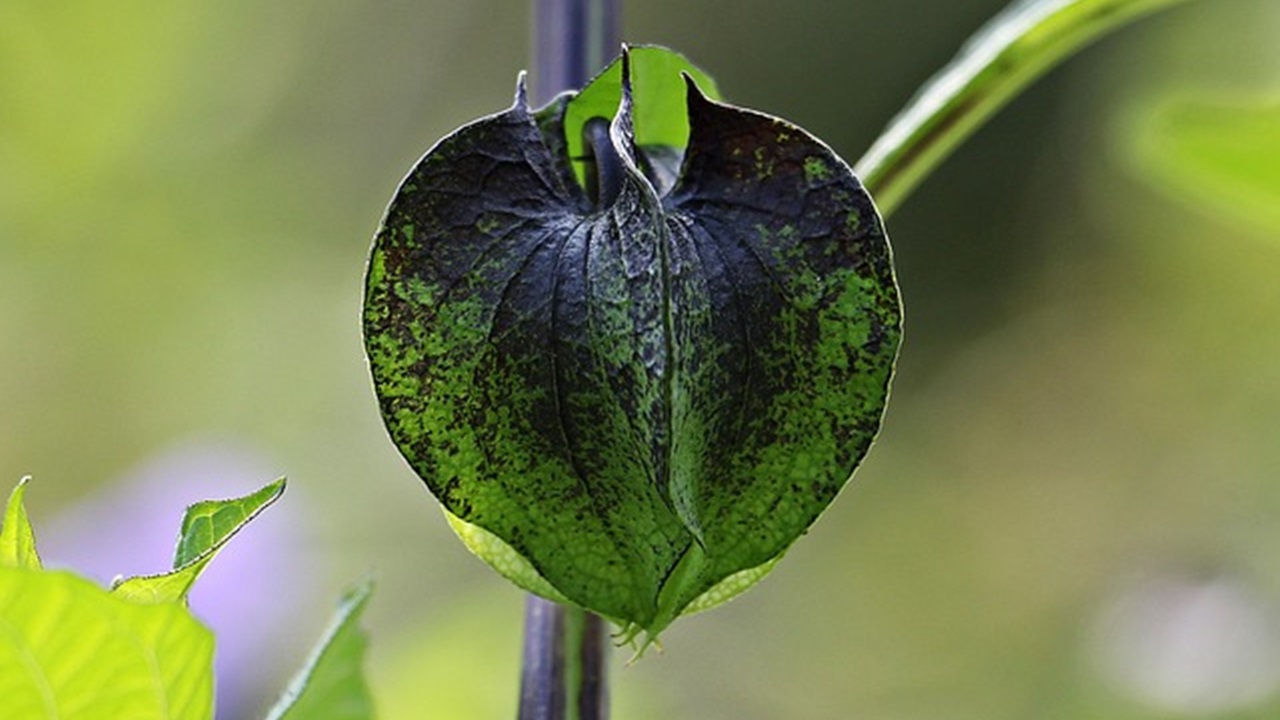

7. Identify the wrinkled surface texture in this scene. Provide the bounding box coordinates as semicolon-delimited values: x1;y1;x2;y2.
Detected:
364;53;901;633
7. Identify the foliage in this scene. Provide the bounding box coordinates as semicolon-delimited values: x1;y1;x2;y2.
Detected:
2;0;1276;717
0;478;374;720
0;567;215;719
111;479;285;604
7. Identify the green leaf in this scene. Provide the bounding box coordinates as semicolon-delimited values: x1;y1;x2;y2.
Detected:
112;478;286;604
1128;97;1280;235
171;477;286;567
855;0;1196;217
1;476;41;569
265;580;376;720
563;45;722;188
0;566;214;719
364;47;901;636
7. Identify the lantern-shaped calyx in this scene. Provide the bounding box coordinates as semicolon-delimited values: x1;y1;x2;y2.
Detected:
363;46;901;639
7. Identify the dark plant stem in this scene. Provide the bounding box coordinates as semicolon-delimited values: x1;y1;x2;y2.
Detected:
518;597;566;719
520;3;618;720
533;0;619;105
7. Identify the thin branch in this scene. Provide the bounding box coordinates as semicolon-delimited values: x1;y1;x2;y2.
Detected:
854;0;1196;217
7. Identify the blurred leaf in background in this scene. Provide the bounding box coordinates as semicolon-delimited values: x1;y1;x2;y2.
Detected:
267;579;376;720
1127;97;1280;237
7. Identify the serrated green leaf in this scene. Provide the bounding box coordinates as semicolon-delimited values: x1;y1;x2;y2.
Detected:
174;477;286;567
1128;97;1280;235
563;45;721;188
265;580;375;720
112;478;286;604
364;47;901;635
1;477;41;569
0;566;214;720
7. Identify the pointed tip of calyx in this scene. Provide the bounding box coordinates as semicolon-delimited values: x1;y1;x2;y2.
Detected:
611;47;637;141
513;70;530;109
619;46;633;97
681;71;711;105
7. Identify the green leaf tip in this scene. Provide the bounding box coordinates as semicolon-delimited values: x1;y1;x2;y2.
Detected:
365;45;901;634
265;579;376;720
1;476;41;570
173;476;285;568
112;477;287;604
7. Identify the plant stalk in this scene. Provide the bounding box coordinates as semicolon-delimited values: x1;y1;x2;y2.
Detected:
533;0;620;106
854;0;1196;218
520;2;618;720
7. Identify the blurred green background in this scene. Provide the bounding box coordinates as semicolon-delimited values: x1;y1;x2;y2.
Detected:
3;1;1279;718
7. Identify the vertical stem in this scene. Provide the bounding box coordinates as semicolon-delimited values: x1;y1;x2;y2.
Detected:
518;596;566;720
514;576;609;717
521;2;618;719
575;604;610;718
518;598;610;720
532;0;620;105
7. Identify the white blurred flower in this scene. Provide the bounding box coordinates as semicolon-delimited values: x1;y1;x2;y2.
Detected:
1089;571;1280;714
